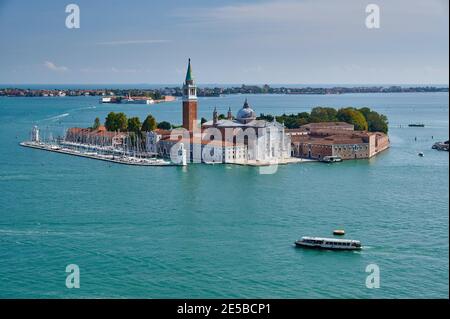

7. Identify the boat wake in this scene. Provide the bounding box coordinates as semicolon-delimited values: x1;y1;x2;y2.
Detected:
0;174;33;181
71;106;96;112
40;113;70;122
39;106;96;122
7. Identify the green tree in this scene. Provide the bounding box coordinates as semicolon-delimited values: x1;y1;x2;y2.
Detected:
141;114;157;132
257;113;274;122
127;117;142;133
153;91;163;100
105;112;116;131
366;111;389;133
157;121;172;130
357;107;389;133
92;117;101;130
105;112;128;132
253;107;387;132
337;108;368;131
296;112;310;127
310;107;338;123
276;114;300;129
358;107;371;119
116;112;128;132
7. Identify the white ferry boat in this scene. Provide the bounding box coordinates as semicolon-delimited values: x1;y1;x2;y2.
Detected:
295;236;362;250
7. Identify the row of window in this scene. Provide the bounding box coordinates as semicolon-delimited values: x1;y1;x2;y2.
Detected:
303;240;324;244
303;240;357;247
325;242;351;246
334;145;368;151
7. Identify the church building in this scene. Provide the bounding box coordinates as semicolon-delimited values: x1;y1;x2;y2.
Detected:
147;59;292;164
201;98;291;162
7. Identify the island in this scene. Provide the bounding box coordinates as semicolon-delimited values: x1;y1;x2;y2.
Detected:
1;84;447;98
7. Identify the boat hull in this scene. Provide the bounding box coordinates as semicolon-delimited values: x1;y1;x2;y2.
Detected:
295;241;361;251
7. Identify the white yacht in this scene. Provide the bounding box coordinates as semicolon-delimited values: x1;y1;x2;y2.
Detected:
295;236;362;250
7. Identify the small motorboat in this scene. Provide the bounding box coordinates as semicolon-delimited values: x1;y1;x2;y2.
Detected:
295;236;362;250
333;229;345;236
418;152;424;157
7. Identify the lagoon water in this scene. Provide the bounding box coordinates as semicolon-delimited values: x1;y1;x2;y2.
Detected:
0;92;448;298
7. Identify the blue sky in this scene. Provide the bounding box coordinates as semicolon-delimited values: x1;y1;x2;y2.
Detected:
0;0;448;84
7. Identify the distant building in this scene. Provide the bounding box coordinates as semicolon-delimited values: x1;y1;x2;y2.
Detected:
290;124;389;160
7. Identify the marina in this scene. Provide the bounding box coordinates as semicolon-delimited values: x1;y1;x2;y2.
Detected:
19;141;177;166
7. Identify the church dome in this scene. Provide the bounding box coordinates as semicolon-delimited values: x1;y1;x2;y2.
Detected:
236;99;256;123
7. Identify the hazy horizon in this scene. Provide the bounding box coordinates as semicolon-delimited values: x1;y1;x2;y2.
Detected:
1;83;449;89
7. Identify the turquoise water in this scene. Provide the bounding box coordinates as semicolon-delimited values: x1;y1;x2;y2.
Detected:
0;93;448;298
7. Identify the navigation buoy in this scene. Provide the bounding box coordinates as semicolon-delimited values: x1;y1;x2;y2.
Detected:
333;230;345;236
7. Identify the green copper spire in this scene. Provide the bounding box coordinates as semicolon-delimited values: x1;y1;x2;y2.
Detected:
185;58;193;83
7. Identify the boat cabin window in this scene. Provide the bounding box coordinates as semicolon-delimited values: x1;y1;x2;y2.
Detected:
303;239;323;244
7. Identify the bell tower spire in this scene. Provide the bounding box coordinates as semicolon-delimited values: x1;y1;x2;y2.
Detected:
185;58;194;84
213;107;218;125
182;58;198;131
227;107;233;120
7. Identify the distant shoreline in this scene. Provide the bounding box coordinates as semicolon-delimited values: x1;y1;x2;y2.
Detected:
1;85;448;98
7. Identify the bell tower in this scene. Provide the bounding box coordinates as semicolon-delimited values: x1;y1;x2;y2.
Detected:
182;58;197;131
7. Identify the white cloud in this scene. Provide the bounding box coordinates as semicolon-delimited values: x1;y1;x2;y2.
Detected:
96;39;171;46
44;61;69;72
